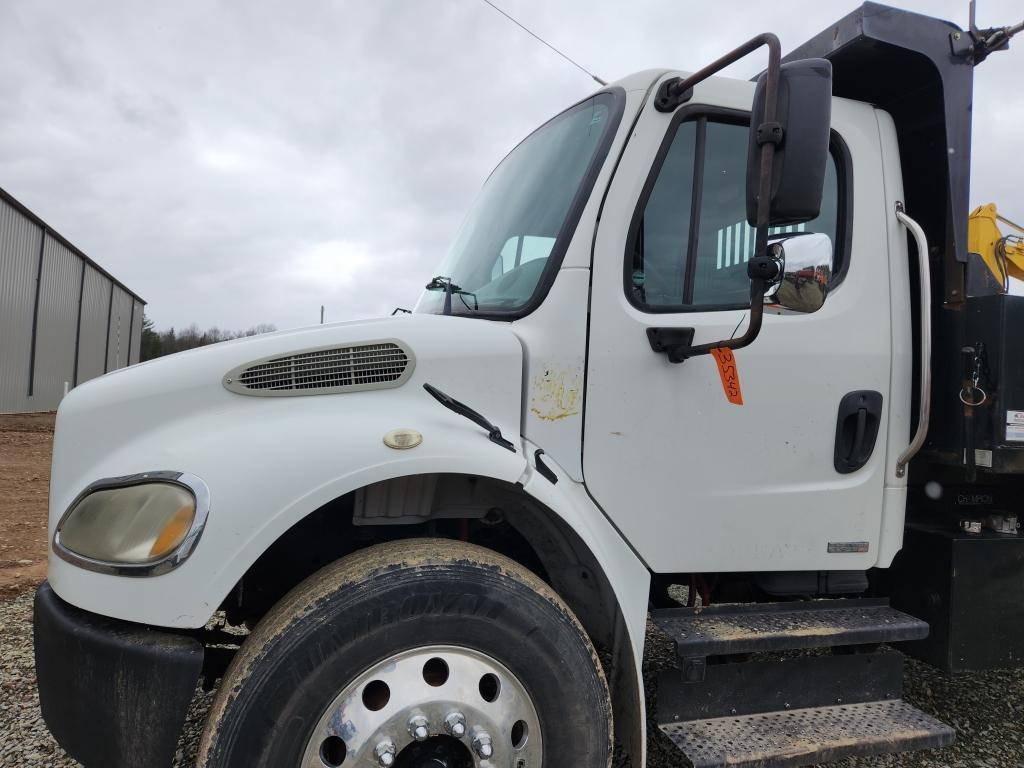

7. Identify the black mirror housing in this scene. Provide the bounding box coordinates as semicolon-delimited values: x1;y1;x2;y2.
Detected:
746;58;833;227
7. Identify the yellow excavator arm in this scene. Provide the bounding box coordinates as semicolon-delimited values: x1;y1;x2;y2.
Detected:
968;203;1024;288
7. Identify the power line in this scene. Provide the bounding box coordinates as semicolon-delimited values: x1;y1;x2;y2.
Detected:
478;0;607;86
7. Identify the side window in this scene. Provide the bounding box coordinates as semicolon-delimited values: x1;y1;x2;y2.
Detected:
630;115;842;310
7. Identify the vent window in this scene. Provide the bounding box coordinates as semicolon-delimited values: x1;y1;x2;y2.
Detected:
226;342;413;396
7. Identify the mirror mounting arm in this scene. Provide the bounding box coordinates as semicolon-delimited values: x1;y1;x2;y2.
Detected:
671;275;773;361
653;33;784;360
654;32;782;115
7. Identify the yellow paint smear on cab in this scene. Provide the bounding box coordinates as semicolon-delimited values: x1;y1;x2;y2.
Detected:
530;366;582;421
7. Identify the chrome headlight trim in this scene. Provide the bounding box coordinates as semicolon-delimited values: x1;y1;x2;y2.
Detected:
52;471;211;577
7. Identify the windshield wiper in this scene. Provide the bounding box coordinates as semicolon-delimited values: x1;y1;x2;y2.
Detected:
425;276;477;315
423;383;516;452
425;276;458;315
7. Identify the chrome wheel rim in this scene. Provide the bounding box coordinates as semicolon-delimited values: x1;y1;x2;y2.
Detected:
301;645;543;767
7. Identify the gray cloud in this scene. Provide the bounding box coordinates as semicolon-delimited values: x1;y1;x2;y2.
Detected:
1;0;1021;330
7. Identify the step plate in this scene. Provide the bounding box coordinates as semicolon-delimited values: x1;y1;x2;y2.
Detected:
659;699;955;768
652;599;929;657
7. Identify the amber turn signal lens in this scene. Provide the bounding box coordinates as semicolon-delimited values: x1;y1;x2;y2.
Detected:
149;505;196;558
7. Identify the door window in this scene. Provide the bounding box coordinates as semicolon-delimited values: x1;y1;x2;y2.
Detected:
629;115;842;310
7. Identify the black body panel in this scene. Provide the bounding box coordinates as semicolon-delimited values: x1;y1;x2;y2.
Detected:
928;294;1024;473
888;524;1024;671
33;582;203;768
657;652;904;722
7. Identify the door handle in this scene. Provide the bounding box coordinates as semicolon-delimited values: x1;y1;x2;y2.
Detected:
834;391;883;473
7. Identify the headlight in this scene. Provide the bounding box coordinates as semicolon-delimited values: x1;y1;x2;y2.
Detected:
54;472;209;576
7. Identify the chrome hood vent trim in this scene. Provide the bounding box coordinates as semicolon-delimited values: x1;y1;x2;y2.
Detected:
224;340;414;396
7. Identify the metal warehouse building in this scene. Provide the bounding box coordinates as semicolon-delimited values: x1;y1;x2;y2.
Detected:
1;186;145;414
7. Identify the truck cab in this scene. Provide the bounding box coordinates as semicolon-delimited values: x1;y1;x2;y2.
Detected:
33;4;1023;768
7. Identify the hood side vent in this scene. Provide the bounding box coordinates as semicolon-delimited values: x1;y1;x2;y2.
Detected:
224;340;414;396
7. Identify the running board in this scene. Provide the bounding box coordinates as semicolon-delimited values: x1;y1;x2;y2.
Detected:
659;699;954;768
651;598;928;658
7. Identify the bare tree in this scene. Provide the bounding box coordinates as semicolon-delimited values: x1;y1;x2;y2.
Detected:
140;315;277;361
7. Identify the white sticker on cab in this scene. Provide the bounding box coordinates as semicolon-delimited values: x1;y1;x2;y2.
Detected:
1006;411;1024;442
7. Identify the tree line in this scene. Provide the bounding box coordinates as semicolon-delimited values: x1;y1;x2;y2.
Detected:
141;316;277;361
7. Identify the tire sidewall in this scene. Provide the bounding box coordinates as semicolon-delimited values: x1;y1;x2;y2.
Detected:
203;553;611;767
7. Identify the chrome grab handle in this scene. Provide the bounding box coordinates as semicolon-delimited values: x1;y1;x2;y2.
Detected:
895;202;931;479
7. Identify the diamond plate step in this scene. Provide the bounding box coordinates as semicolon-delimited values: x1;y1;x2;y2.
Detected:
651;598;929;658
659;699;955;768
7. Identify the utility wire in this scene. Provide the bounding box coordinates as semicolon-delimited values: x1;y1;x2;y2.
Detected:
478;0;607;85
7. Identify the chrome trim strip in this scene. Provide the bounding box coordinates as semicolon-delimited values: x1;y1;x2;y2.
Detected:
895;203;932;479
52;471;211;577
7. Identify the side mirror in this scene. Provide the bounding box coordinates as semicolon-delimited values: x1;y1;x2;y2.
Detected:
648;35;832;361
746;59;833;226
764;233;833;313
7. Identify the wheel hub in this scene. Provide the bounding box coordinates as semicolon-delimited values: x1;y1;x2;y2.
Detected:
301;645;542;767
393;735;473;768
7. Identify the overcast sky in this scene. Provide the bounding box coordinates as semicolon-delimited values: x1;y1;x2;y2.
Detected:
2;0;1021;331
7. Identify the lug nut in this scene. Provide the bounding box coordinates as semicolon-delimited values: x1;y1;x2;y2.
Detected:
444;711;467;738
472;731;493;760
408;714;430;742
374;740;397;767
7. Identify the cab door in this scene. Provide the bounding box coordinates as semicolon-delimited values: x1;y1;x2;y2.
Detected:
583;78;895;574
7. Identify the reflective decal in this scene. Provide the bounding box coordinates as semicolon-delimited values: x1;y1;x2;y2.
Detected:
828;541;870;554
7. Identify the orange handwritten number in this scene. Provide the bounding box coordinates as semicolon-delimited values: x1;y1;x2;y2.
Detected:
711;348;744;405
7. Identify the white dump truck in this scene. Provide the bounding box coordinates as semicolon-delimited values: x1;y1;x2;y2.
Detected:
33;4;1024;767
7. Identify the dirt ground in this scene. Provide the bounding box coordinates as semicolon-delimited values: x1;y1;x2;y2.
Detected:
0;414;54;595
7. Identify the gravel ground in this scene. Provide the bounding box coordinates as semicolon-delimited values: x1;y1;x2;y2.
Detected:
0;590;216;768
2;588;1022;767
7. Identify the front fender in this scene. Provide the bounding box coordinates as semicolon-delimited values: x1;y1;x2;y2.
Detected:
519;439;649;767
49;402;526;628
47;315;527;627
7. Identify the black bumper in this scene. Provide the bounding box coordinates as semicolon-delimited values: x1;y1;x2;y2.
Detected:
33;582;204;768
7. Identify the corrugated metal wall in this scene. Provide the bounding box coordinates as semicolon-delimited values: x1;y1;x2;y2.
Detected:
0;190;145;414
33;237;82;408
0;198;43;413
106;285;135;371
130;300;144;365
77;266;112;384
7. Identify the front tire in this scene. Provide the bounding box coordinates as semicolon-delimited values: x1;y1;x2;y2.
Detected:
197;538;612;767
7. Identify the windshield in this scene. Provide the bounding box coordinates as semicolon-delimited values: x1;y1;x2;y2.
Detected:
416;90;622;317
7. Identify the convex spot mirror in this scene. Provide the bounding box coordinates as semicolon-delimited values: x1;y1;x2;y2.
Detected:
764;232;833;313
746;58;833;227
